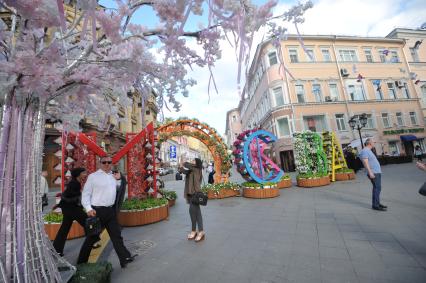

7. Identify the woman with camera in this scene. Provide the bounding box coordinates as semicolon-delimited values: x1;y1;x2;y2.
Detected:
179;158;205;242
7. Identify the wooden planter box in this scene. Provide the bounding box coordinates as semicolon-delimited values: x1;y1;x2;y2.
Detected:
207;189;239;199
335;172;356;181
243;187;280;199
297;176;331;188
277;179;292;189
44;221;85;241
118;205;169;227
168;199;176;207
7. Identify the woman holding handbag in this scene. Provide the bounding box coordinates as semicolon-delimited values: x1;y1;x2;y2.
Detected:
179;157;205;242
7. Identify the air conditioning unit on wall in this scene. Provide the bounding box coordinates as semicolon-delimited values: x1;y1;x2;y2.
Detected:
395;80;403;88
340;68;349;77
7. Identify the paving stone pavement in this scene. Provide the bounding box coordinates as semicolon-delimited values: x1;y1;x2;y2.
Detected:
61;163;426;283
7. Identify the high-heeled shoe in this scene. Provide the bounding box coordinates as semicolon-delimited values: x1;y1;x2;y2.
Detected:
187;231;197;240
195;232;205;242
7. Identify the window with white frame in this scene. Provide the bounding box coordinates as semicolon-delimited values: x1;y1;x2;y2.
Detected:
390;50;399;63
387;82;397;99
373;81;383;100
338;49;357;62
347;83;366;101
312;84;322;102
268;51;278;66
402;83;410;98
329;84;339;101
303;115;327;132
272;86;285;107
276;117;291;137
381;113;390;128
396;112;404;126
306;49;315;62
335;114;347;131
409;112;418;125
379;50;386;63
295;84;305;103
364;49;373;62
421;85;426;104
389;141;399;155
410;48;419;62
321;49;331;62
289;49;298;63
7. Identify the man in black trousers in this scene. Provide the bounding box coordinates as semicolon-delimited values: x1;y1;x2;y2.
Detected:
78;155;136;268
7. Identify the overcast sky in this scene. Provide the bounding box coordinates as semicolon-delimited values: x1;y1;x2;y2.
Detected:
100;0;426;136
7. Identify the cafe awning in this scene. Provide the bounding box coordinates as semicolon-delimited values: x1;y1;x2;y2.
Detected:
400;135;418;142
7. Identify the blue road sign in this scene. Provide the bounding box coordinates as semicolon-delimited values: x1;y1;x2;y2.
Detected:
170;145;177;159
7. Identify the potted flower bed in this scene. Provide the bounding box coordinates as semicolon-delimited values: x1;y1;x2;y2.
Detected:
276;175;292;189
159;189;177;207
242;182;280;199
44;212;85;240
334;168;356;181
201;182;240;199
118;197;169;227
297;172;331;188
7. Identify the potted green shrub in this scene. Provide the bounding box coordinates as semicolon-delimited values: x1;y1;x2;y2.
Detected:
118;197;169;227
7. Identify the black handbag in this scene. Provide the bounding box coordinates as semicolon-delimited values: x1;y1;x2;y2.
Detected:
85;216;102;237
42;194;48;207
191;191;208;206
419;182;426;196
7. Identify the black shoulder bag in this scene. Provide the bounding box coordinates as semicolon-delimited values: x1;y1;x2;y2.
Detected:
85;216;102;237
191;191;208;206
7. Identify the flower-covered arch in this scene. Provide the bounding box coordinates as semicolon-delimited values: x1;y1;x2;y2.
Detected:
157;119;232;183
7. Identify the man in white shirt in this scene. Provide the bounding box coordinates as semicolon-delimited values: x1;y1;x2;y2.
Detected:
77;155;136;268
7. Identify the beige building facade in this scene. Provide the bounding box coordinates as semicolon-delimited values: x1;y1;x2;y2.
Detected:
239;34;426;172
225;108;243;147
386;28;426;123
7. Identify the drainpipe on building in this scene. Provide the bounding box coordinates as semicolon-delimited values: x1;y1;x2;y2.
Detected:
331;37;356;140
400;40;424;119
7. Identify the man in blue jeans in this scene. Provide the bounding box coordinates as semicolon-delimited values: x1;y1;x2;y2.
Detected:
359;138;387;211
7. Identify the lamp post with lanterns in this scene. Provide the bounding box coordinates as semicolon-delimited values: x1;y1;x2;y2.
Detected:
348;113;368;149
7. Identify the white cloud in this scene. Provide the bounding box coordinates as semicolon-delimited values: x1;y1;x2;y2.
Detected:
162;0;426;136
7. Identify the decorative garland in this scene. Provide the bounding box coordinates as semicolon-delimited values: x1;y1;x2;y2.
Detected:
157;119;232;174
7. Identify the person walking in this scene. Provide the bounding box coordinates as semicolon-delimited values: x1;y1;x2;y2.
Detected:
179;158;205;242
415;145;423;162
207;162;215;184
359;138;387;211
53;168;88;256
77;156;136;268
40;170;49;210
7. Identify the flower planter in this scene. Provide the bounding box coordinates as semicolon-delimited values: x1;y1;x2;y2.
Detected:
334;172;356;181
168;199;176;207
44;221;85;241
277;179;292;189
207;189;239;199
243;187;280;199
118;205;169;227
297;176;330;188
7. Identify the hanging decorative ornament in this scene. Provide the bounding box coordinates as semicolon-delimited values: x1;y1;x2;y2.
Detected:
53;137;62;144
357;74;364;82
382;49;389;56
147;176;153;182
146;164;153;170
54;176;62;185
65;157;74;163
145;142;152;148
66;144;74;150
54;163;62;171
54;150;62;157
415;80;421;85
352;64;358;74
65;170;71;177
146;153;152;159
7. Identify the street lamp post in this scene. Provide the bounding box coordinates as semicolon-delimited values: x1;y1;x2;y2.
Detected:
348;113;368;149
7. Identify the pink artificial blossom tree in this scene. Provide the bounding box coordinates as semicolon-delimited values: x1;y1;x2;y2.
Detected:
0;0;311;281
